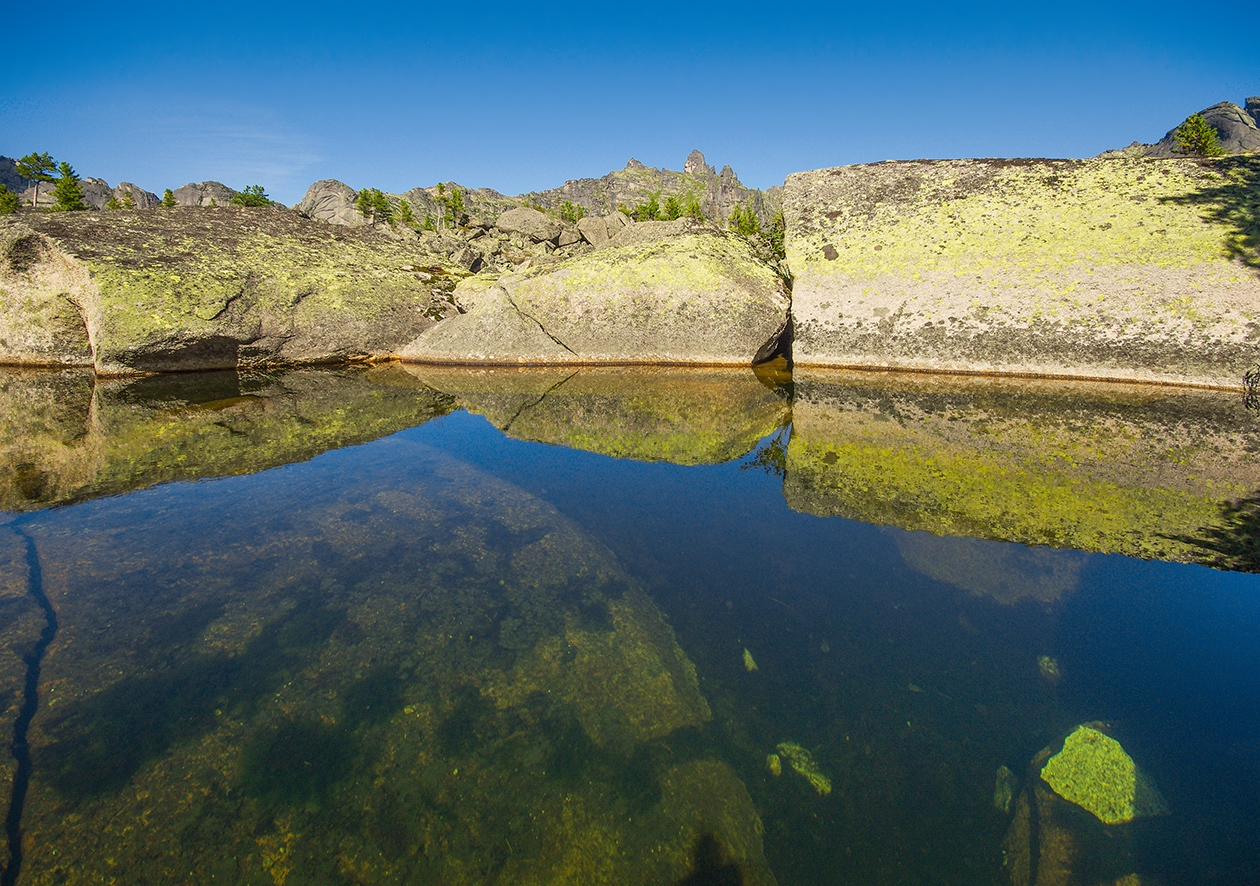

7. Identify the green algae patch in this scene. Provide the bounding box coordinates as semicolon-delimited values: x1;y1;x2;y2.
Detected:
401;364;789;465
785;370;1260;566
784;157;1260;385
1040;725;1169;825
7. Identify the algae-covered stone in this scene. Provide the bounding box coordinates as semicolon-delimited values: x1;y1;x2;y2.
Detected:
397;364;789;465
1040;725;1169;825
785;157;1260;387
2;208;464;374
775;741;832;796
401;229;790;365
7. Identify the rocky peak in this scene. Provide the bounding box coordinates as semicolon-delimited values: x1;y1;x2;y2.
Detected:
624;159;648;171
173;181;238;207
1247;96;1260;116
684;150;715;176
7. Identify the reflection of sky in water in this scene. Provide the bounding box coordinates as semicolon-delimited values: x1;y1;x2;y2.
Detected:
1;409;1258;886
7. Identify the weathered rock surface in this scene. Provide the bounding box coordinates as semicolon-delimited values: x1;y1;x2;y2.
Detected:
398;365;789;464
172;180;238;207
520;150;783;227
399;227;790;366
295;179;364;226
495;206;563;243
0;209;464;374
784;369;1260;566
785;157;1260;387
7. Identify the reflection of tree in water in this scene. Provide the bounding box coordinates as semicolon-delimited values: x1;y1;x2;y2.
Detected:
1159;156;1260;272
1169;492;1260;572
739;424;790;478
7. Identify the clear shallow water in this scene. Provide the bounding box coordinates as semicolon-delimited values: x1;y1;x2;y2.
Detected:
1;370;1258;886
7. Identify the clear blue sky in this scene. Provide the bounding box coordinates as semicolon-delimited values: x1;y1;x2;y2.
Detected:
2;1;1256;206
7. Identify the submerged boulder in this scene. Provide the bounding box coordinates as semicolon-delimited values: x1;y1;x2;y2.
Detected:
400;228;790;365
1040;725;1169;826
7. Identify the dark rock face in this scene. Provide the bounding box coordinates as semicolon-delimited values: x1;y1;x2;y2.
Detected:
518;151;783;227
0;156;27;194
172;181;238;207
1131;98;1260;157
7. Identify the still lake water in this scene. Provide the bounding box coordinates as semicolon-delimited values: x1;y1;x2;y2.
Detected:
1;364;1258;885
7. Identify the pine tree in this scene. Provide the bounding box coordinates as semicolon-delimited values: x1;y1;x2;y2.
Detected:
1174;113;1227;157
0;185;21;215
684;194;704;220
663;195;682;220
15;152;56;208
371;189;393;225
106;196;122;210
121;191;136;209
448;186;465;228
229;185;271;206
398;199;415;226
162;188;177;207
52;162;87;211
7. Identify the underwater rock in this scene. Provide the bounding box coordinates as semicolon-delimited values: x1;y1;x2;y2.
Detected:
742;647;758;671
1040;725;1169;825
775;741;831;796
994;764;1017;815
1001;725;1168;886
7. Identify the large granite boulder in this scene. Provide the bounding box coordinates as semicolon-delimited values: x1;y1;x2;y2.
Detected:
495;206;563;243
0;209;464;374
399;227;790;365
784;156;1260;387
0;224;96;366
172;181;238;206
295;179;367;226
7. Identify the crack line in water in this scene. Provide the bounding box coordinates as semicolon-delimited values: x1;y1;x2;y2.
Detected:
2;524;58;886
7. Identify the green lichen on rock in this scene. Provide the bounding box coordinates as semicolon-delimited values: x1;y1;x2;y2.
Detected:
403;228;789;365
3;208;465;374
785;157;1260;385
1040;725;1169;825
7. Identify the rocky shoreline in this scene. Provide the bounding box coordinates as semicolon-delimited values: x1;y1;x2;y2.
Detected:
2;149;1258;388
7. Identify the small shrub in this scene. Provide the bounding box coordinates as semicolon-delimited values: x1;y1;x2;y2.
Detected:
0;185;21;214
52;162;88;212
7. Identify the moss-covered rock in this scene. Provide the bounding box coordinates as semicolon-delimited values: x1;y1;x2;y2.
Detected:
400;364;789;464
1040;725;1169;825
401;228;790;365
785;157;1260;387
1;208;466;374
785;369;1260;566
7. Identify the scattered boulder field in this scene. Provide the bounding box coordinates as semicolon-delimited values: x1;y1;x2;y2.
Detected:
2;121;1259;387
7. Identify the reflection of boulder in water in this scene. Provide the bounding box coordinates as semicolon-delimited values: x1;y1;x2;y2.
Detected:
16;437;774;885
894;531;1086;606
396;364;789;465
1001;724;1168;886
0;366;455;511
786;369;1260;566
